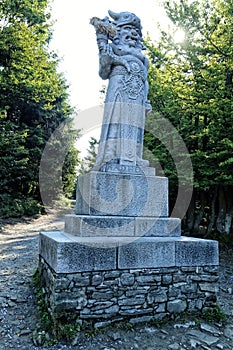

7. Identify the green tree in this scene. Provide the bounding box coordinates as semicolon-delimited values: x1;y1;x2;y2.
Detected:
0;0;79;217
78;137;99;174
145;0;233;235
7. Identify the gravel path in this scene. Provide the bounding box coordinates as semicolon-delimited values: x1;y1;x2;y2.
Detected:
0;212;233;350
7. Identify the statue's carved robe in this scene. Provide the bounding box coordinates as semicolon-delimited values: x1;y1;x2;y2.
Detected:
96;51;149;166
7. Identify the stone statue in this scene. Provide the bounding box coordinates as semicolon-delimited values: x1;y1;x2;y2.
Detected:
90;10;152;168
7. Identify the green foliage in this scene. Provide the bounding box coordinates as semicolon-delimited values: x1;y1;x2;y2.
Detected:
56;323;81;342
145;0;233;234
78;136;99;174
0;0;80;217
63;147;80;199
0;194;43;218
149;317;167;328
123;322;135;332
202;305;228;323
32;269;81;344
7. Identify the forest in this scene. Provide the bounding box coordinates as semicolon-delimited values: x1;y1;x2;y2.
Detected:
0;0;232;237
0;0;79;217
144;0;233;237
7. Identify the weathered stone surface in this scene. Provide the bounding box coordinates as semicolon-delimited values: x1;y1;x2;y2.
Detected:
64;214;135;236
40;232;219;273
168;344;180;350
64;215;181;238
200;323;221;336
75;171;168;217
39;255;219;328
137;275;161;284
39;232;117;273
187;329;219;346
90;10;151;166
162;275;173;285
118;297;145;306
118;237;175;269
135;217;181;237
167;299;187;313
175;238;219;266
120;273;135;286
199;282;219;293
92;275;103;286
150;290;167;303
223;325;233;338
98;163;155;176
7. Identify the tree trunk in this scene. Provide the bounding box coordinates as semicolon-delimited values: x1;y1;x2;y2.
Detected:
225;213;233;234
224;186;233;234
193;191;206;234
206;186;218;236
216;186;227;234
184;192;195;234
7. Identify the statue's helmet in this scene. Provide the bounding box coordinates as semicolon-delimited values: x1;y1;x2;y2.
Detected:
108;10;142;36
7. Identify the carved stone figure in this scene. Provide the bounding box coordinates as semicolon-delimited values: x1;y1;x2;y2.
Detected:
91;10;152;167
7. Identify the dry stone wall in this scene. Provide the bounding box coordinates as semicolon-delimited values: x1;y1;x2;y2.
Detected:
39;257;219;328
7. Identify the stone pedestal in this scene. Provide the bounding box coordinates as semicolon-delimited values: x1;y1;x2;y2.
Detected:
75;168;168;217
39;232;219;273
39;166;219;327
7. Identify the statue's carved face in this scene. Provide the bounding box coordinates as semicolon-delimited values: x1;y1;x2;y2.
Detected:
118;24;141;48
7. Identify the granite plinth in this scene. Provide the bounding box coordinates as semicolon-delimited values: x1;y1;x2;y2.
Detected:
118;237;175;269
39;231;117;273
39;231;219;274
118;237;219;269
175;238;219;267
76;170;168;217
64;214;181;237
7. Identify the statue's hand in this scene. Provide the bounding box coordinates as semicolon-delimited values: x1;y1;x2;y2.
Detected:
111;57;131;73
98;44;114;79
100;43;113;56
100;44;130;73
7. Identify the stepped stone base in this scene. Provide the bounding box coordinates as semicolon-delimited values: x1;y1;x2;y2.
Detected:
64;214;181;237
38;165;219;327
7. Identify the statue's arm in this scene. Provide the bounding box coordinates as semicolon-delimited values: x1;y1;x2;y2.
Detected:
97;42;131;80
90;17;128;80
98;42;114;80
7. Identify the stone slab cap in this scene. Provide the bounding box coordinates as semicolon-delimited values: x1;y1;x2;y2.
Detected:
175;237;219;266
118;236;219;269
76;171;168;217
118;237;176;269
64;214;135;236
64;214;181;237
135;217;181;237
39;232;219;273
39;231;117;273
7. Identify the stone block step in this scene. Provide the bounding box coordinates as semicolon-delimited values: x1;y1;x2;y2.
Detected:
64;214;181;237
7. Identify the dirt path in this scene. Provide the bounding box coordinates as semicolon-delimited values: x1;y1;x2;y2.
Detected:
0;212;233;350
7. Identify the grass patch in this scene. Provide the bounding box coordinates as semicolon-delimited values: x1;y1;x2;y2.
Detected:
202;305;228;323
